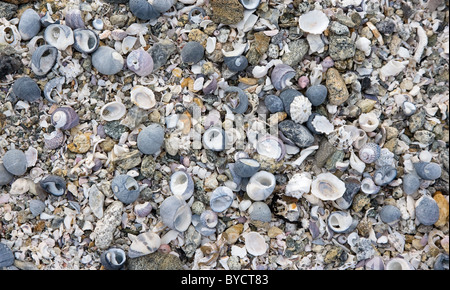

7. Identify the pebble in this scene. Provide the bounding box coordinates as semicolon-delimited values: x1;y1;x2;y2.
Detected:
415;196;440;226
264;95;285;113
0;243;14;268
379;205;402;224
281;39;309;67
210;0;244;25
137;124;165;155
93;201;124;249
249;201;272;223
433;192;449;227
305;84;327;106
278;120;315;148
0;163;14;185
127;251;183;270
67;133;91;154
2;149;27;176
408;109;427;133
328;35;355;61
88;184;104;219
326;68;349;106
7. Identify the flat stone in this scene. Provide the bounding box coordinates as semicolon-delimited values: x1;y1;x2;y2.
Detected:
127;251;183;270
88;184;104;219
246;32;270;65
110;14;128;27
67;133;91;154
281;39;309;67
114;150;142;170
414;130;435;145
314;139;337;168
104;121;128;140
93;201;123;249
210;0;244;25
328;35;355;61
408;109;426;133
149;40;177;71
278;120;315;148
326;68;349;106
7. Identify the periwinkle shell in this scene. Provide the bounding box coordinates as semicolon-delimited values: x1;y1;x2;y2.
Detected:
234;158;260;178
11;76;41;103
0;163;14;186
137;123;165;155
31;45;58;77
129;0;160;21
239;0;261;9
402;173;421;195
51;107;79;130
359;142;381;164
203;126;227;151
210;186;234;212
379;205;402;224
327;211;357;233
29;199;46;217
415;195;440;226
305;84;328;106
111;174;140;204
334;177;360;210
0;243;14;268
2;149;27;176
40;175;66;196
373;165;397;186
200;210;218;228
65;8;85;30
44;24;74;50
224;55;248;72
73;29;99;54
360;177;381;195
246;171;276;201
224;86;248;114
271;64;296;91
249;201;272;223
160;195;192;232
181;41;204;65
18;9;41;41
264;94;284;113
413;162;442;180
100;248;126;270
170;170;194;200
92;46;124;75
127;48;154;76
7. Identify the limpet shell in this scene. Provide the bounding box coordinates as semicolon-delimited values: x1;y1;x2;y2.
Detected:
92;46;124;75
31;45;58;77
127;48;154;77
11;76;41;103
160;195;192;232
2;149;27;176
299;10;329;34
224;86;248;114
39;175;66;196
137;123;165;155
100;248;126;270
100;101;127;121
128;232;161;258
271;64;295;91
51;106;79;130
130;85;156;109
44;24;74;50
170;170;194;200
73;29;99;54
210;186;234;212
111;174;140;204
379;205;402;224
289;95;312;124
18;9;41;41
129;0;160;21
246;171;276;201
310;173;346;201
244;232;268;256
234;158;260;178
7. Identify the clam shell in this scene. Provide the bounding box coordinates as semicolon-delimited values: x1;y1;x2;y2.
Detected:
0;243;14;268
39;175;66;196
379;205;402;224
413;162;442;180
44;24;74;50
210;186;234;212
181;41;204;65
310;172;346;201
128;232;161;258
51;107;79;130
137;123;165;155
31;45;58;77
358;142;381;163
373;165;397;186
40;12;58;28
129;0;160;21
327;211;357;233
290;95;312;124
134;202;153;217
239;0;261;10
92;46;124;75
111;174;140;204
299;10;329;34
271;64;295;91
360;177;381;195
29;199;46;217
0;163;14;186
127;48;154;76
244;232;267;256
130;85;156;109
203;126;227;151
18;9;41;41
224;86;248;114
170;170;194;200
2;149;27;176
11;76;41;103
246;171;276;201
65;8;85;30
73;29;99;54
100;101;127;121
100;248;126;270
224;55;248;72
160;195;192;232
234;158;260;178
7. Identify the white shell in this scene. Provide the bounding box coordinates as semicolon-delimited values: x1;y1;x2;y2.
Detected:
285;172;312;199
25;147;38;167
385;258;413;270
311;114;334;134
128;232;161;258
350;151;365;174
355;37;372;56
100;101;127;121
170;170;194;200
122;36;137;54
379;60;409;80
359;112;379;132
246;171;276;201
10;178;31;195
130;85;156;109
244;232;268;256
160;195;192;232
0;24;21;46
290;95;312;124
298;10;329;34
311;173;346;201
134;202;152;217
360;177;380;194
44;24;75;50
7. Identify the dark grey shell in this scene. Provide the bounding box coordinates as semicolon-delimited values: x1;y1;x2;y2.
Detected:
29;199;46;217
100;248;126;270
305;84;328;106
92;46;124;75
306;113;320;135
181;41;204;65
271;64;296;91
249;201;271;223
373;165;397;186
279;89;302;116
127;48;154;76
11;76;41;103
0;243;14;268
51;106;80;130
413;162;442;180
234;158;260;178
264;94;284;113
0;163;14;186
379;205;401;224
65;8;85;30
31;45;58;77
129;0;160;21
188;7;207;24
415;196;440;226
2;149;27;176
334;177;360;210
18;9;41;41
224;55;248;72
137;123;165;155
111;174;140;204
224;86;248;114
402;173;421;195
40;175;66;196
73;29;99;54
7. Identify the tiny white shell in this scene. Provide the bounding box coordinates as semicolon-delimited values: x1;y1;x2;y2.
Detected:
100;101;127;121
130;85;156;109
359;112;379;132
122;36;137;54
285;172;312;199
290;95;312;124
299;10;329;34
246;171;276;201
10;178;32;195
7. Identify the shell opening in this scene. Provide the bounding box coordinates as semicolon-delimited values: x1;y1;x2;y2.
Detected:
125;178;138;191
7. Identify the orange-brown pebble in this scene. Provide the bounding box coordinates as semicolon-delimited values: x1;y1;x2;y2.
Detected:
434;192;449;227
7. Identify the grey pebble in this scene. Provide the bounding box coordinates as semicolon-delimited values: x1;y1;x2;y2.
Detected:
249;201;272;223
0;163;14;186
181;41;204;65
2;149;27;176
279;120;315;148
415;195;440;226
29;199;46;217
305;84;328;106
402;173;421;195
264;94;284;113
137;123;165;155
379;205;402;224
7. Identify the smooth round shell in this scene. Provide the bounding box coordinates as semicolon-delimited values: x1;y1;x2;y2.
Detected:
44;24;74;50
39;175;66;196
128;232;161;258
92;46;124;75
11;76;41;103
305;84;327;106
31;45;58;76
18;9;41;41
311;173;346;201
402;173;421;195
234;158;260;178
249;201;272;223
130;85;156;109
170;170;194;200
224;55;248;72
111;174;140;204
271;64;295;91
51;107;79;130
100;101;127;121
100;248;126;270
327;211;356;233
2;149;27;176
203;126;227;151
246;171;276;201
379;205;402;224
29;199;46;217
413;162;442;180
137;123;165;154
299;10;329;34
415;195;440;226
359;143;381;164
73;29;99;54
160;195;192;232
373;165;397;186
151;0;174;13
210;186;234;212
224;86;248;114
127;48;154;76
0;243;14;268
181;41;204;64
264;94;284;113
244;232;267;256
129;0;160;21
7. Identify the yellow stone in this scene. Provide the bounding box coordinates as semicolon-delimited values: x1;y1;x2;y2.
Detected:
238;77;258;85
68;133;91;154
434;192;449;227
172;67;183;78
268;226;283;238
225;224;243;244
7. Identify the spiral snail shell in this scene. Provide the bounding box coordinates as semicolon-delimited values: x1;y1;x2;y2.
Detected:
358;143;381;164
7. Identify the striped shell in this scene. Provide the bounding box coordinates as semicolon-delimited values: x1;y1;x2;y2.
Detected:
128;232;161;258
358;142;381;163
290;95;312;124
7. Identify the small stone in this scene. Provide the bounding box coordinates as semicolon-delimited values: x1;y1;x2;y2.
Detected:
191;201;205;215
227;255;241;270
267;43;279;59
0;1;17;20
184;225;202;258
268;226;284;238
376;19;396;35
281;39;309;67
127;251;183;270
225;224;243;244
379;205;402;224
246;32;270;65
110;14;128;27
104;121;128;140
210;0;244;25
100;137;115;152
434;192;449;227
141;155;156;178
188;29;208;47
415;196;440;226
264;94;284;113
89;184;104;219
204;173;219;191
324;246;345;266
357;99;377;113
328;36;355;61
68;133;91;154
315;139;337;168
326;68;349;106
0;163;14;185
386;127;399;140
325;150;344;171
249;201;272;223
352;193;371;213
408;109;426;133
278;120;315;148
114;150;142;170
305;84;328;106
2;149;27;176
149;40;177;71
330;21;350;36
93;201;123;249
414;130;435;145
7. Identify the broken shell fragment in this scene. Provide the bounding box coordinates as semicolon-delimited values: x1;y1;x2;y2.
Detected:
285;172;312;199
128;232;161;258
130;85;156;109
44;24;74;50
111;174;140;204
92;46;124;75
224;86;248;114
160;195;192;232
210;186;234;212
100;248;126;270
306;113;334;135
246;171;276;201
234;158;260;178
256;135;285;161
299;10;329;34
127;48;154;77
31;45;58;77
359;112;379;132
402;101;416;116
170;170;194;200
100;101;127;121
373;166;397;186
40;175;66;196
51;106;79;130
311;173;346;201
360;177;381;195
73;29;99;54
327;211;357;233
134;202;153;218
65;8;85;30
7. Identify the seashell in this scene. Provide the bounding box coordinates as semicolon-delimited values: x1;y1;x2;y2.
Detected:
305;84;328;106
285;172;312;199
311;173;346;201
192;214;216;236
0;163;14;186
128;232;161;258
358;142;381;163
385;258;413;270
334;177;360;210
415;195;440;226
210;186;234;212
160;195;192;232
239;0;261;9
44;130;65;150
181;41;204;65
360;177;381;195
29;199;46;217
122;36;137;54
279;89;301;116
402;101;416;116
271;64;296;91
92;19;104;31
256;135;285;161
203;126;227;151
40;12;58;28
246;171;276;201
402;173;421;195
111;174;140;204
200;210;218;228
73;29;99;54
129;0;160;21
134;201;152;217
65;8;85;30
18;9;41;41
31;45;58;77
51;107;79;130
365;256;385;270
249;201;272;223
373;165;397;186
359;112;379;132
289;95;312;124
224;56;248;72
379;60;409;80
2;149;27;176
434;254;449;270
189;7;207;24
127;48;154;77
0;243;14;268
379;205;402;224
10;178;31;195
264;94;284;113
306;113;334;135
170;170;194;200
355;37;372;56
224;86;248;114
130;85;156;109
137;123;165;154
24;147;38;168
100;248;126;270
299;10;329;34
44;24;74;50
92;46;124;75
203;78;217;95
44;76;65;103
244;232;267;256
100;101;127;121
234;158;260;178
413;162;442;180
39;175;66;196
327;211;357;233
0;23;21;46
349;150;365;174
11;76;41;103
